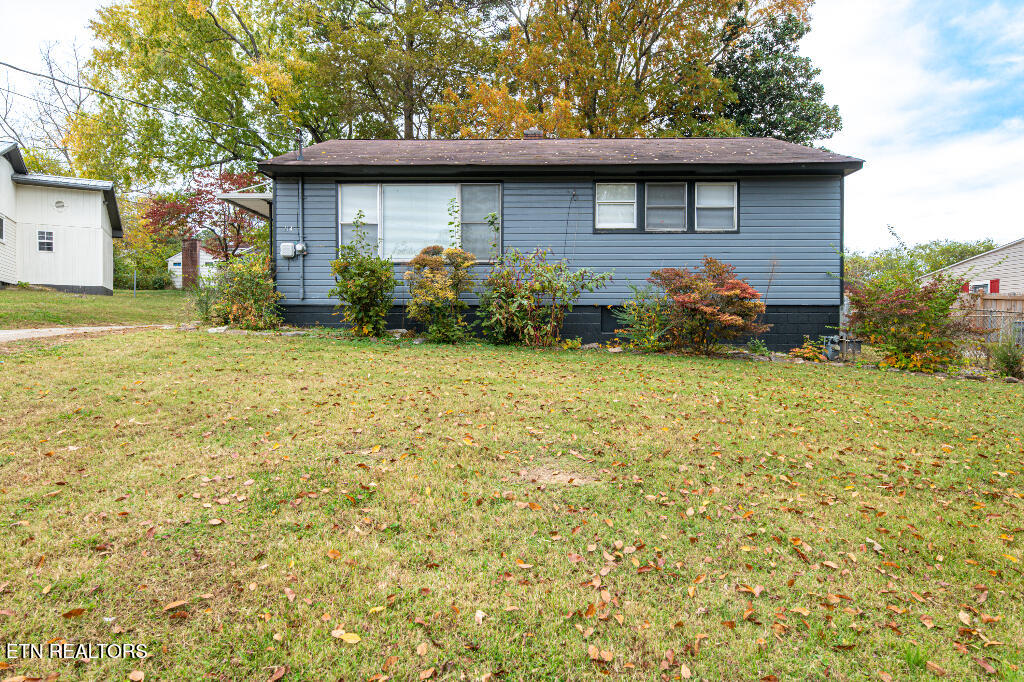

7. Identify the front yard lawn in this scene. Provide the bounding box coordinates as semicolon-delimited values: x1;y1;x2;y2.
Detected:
0;332;1021;680
0;288;187;329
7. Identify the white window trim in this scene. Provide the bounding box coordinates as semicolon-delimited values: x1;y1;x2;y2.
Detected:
694;182;738;233
37;230;54;252
595;182;637;230
338;182;501;262
643;182;687;232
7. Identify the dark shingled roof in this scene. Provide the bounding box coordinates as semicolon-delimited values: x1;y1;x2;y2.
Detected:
259;137;863;176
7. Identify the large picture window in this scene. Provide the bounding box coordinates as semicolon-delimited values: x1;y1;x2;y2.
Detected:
695;182;738;232
339;183;500;261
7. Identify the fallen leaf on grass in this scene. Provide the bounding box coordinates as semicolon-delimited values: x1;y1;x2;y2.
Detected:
474;609;486;625
62;608;85;618
268;666;287;682
163;600;188;612
128;672;145;681
326;549;342;560
208;518;224;526
925;661;946;676
877;672;894;682
419;668;434;680
920;615;935;629
330;628;361;643
284;588;296;603
973;657;996;675
416;643;428;656
680;663;692;679
957;611;972;626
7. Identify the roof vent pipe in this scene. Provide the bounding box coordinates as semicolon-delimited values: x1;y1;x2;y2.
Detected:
523;127;544;140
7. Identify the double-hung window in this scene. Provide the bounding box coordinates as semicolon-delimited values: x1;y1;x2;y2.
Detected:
595;183;637;230
339;183;500;261
644;183;687;231
695;182;738;232
38;230;54;252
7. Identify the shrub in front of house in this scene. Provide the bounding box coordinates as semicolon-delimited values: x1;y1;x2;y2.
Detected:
613;284;673;352
208;254;282;330
404;245;475;343
648;256;770;353
846;274;977;372
477;248;612;346
328;218;396;337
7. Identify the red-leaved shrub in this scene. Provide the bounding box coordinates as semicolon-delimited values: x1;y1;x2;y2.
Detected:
649;257;770;352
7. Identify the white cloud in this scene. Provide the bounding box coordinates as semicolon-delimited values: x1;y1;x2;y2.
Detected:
803;0;1024;251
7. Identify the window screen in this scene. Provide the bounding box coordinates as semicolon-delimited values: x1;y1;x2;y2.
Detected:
645;183;686;231
460;184;500;259
695;183;737;232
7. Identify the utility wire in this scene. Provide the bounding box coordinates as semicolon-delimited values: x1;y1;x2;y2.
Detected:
0;59;292;140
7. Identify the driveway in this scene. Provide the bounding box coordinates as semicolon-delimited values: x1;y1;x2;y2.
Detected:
0;325;157;343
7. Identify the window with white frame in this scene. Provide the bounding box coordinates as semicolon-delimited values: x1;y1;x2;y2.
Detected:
38;230;54;252
595;183;637;230
695;182;737;232
339;183;500;261
645;183;687;231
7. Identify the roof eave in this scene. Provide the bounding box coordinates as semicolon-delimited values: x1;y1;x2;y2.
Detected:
257;160;864;178
1;142;29;174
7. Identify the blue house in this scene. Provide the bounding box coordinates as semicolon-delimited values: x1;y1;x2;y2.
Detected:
257;136;863;348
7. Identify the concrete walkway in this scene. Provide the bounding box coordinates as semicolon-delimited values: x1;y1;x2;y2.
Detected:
0;325;156;343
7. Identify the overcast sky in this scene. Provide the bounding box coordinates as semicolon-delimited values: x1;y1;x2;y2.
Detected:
2;0;1023;252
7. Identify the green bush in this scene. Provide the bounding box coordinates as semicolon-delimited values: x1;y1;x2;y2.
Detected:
746;337;770;356
403;245;475;343
990;337;1024;379
846;273;977;372
613;285;672;352
477;248;612;346
207;254;282;330
649;257;770;353
328;217;395;337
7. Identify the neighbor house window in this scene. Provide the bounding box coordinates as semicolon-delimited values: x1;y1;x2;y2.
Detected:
172;261;182;267
645;183;687;231
38;230;54;252
595;183;637;230
695;182;738;232
0;216;5;241
339;183;500;261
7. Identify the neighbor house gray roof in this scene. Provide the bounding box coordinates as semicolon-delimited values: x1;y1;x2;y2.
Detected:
1;141;29;174
259;137;864;177
1;146;123;238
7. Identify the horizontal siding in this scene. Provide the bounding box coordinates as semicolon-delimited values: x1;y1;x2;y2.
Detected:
276;176;843;308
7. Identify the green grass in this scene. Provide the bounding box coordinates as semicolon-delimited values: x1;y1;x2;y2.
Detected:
0;331;1021;680
0;288;187;328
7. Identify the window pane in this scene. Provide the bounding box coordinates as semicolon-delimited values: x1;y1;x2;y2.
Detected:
696;183;735;207
596;202;635;228
340;184;379;224
646;207;685;230
646;183;685;206
382;184;457;260
461;184;500;222
341;223;378;247
596;183;635;202
696;207;735;231
461;223;493;260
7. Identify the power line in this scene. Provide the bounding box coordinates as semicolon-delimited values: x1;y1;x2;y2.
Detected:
0;59;292;141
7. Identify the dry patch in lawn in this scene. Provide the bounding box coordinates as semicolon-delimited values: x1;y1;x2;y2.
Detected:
516;466;598;486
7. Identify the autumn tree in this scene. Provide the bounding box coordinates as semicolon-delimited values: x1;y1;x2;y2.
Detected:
434;0;817;139
141;170;269;261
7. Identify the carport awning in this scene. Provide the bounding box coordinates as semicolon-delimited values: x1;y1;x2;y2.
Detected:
217;191;272;220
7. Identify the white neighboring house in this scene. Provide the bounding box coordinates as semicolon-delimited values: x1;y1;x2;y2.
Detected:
166;247;219;288
0;142;122;295
922;236;1024;295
